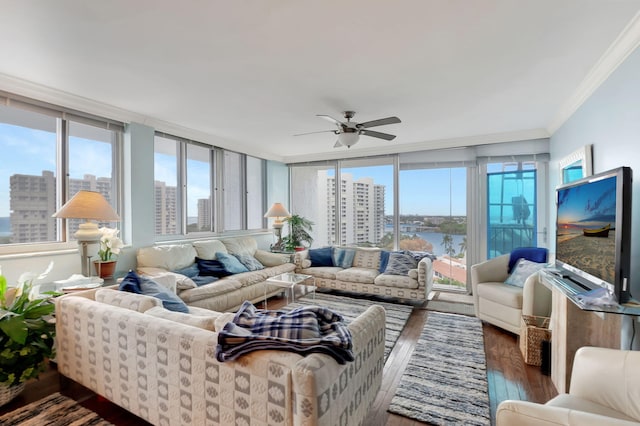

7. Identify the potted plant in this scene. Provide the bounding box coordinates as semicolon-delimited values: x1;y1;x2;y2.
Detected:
94;227;123;278
0;263;56;406
282;214;314;251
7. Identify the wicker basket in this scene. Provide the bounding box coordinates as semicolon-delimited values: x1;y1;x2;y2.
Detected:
519;315;551;366
0;382;25;406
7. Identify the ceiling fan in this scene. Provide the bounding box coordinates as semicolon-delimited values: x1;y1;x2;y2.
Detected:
295;111;401;148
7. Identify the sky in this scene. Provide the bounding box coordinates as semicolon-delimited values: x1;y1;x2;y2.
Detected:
0;124;115;217
330;165;467;216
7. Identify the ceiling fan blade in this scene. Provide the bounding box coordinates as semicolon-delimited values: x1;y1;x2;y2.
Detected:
357;116;401;128
317;114;343;128
361;129;396;141
294;130;337;136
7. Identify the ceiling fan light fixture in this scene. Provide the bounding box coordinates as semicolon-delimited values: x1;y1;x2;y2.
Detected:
337;132;359;148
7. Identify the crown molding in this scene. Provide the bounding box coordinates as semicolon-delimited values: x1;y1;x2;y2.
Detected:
0;73;286;162
547;11;640;134
283;128;550;164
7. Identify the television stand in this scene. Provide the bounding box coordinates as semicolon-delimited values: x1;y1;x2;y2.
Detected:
539;269;632;393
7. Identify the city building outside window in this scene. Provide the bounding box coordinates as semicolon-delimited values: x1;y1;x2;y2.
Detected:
0;97;121;249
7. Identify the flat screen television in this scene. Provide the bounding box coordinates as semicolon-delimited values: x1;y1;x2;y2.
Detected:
555;166;632;303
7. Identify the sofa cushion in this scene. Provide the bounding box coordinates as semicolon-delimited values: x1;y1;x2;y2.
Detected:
196;258;233;278
216;252;250;274
254;249;290;267
222;236;258;256
332;247;356;269
234;253;264;271
477;282;523;309
384;252;418;276
374;273;419;289
145;306;219;331
336;267;379;284
309;247;334;267
179;279;244;303
193;240;228;260
119;271;189;313
352;249;381;270
137;243;197;270
137;267;197;290
95;288;161;312
298;266;343;280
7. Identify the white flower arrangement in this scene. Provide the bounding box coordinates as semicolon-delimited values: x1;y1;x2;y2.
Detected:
97;227;123;262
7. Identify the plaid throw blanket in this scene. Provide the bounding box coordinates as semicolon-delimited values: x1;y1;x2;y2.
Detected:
216;301;354;364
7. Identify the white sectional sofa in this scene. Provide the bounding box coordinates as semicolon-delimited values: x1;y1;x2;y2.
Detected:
136;236;296;312
55;288;387;426
294;247;433;302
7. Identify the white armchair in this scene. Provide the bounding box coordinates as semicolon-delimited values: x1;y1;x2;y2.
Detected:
497;346;640;425
471;248;551;335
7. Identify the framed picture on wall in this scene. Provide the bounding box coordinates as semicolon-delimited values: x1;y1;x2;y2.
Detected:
558;145;593;184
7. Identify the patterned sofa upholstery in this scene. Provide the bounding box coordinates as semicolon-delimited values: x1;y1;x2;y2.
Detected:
55;288;386;426
136;236;296;312
295;247;433;302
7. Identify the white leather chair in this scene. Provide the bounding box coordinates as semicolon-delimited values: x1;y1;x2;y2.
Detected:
471;248;551;335
497;346;640;425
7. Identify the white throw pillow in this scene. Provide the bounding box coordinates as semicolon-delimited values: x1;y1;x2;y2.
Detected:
504;259;546;287
145;306;218;331
193;240;228;260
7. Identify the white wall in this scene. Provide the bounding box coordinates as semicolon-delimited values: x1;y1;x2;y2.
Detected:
550;45;640;348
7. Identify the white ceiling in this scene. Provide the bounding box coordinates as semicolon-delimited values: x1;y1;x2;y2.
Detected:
1;0;640;163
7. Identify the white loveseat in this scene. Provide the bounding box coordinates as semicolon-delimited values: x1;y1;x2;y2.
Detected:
137;236;296;312
55;288;387;426
295;247;433;302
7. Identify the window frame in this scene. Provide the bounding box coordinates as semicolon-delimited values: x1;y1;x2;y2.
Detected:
0;92;123;255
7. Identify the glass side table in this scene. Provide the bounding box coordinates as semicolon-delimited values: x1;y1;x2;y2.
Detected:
263;273;315;309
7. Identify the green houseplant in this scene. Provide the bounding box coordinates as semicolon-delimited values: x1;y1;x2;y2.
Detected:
0;263;56;405
282;214;314;251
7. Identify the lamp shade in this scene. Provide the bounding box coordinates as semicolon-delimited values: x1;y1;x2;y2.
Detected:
338;132;359;148
264;203;290;219
52;190;120;221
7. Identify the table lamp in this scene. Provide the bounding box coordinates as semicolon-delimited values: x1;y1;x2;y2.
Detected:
264;202;290;252
52;190;120;276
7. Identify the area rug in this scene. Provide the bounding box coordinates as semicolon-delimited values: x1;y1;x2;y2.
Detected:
286;292;413;362
0;392;113;425
426;300;475;316
388;311;490;425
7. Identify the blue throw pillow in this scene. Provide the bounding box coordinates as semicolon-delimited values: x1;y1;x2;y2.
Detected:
384;253;418;276
379;250;403;273
191;275;219;286
196;257;233;277
309;247;334;267
119;270;189;313
332;247;355;269
216;252;250;274
233;253;264;271
172;263;199;278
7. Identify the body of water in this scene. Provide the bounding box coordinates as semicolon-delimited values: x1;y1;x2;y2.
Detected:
385;226;465;257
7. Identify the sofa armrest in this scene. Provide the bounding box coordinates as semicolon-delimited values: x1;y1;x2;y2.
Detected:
497;400;639;426
294;249;310;269
417;257;433;296
522;271;552;317
291;305;386;426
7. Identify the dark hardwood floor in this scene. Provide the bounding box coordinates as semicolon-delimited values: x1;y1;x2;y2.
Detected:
0;294;557;425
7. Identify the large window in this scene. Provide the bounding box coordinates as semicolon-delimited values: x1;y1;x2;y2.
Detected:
154;135;180;236
399;167;467;290
153;134;266;237
487;162;537;257
0;96;121;249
